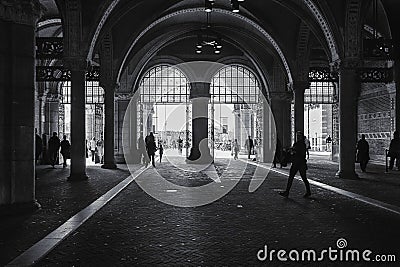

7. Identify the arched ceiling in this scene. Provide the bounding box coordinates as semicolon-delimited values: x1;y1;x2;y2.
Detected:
37;0;399;89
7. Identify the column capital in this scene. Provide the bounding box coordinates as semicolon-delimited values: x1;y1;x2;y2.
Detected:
63;57;89;72
0;0;44;25
115;93;133;101
190;82;211;99
45;93;60;103
270;91;293;102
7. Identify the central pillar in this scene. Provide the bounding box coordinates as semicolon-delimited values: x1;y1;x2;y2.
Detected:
66;59;88;181
293;81;309;134
101;84;117;169
336;58;360;179
0;0;43;214
187;82;213;164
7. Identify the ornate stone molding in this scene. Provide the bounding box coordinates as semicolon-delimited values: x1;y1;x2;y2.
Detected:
99;32;114;89
115;93;133;101
0;0;44;25
345;0;362;58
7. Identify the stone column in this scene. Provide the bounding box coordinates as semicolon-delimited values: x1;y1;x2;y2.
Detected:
336;58;360;179
395;57;400;132
233;104;241;146
115;97;130;163
0;0;43;214
44;97;59;136
262;99;274;163
293;81;309;134
66;59;88;181
270;92;293;148
101;84;117;169
187;82;213;164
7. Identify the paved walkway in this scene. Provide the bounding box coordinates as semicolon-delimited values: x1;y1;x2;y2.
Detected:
1;151;400;266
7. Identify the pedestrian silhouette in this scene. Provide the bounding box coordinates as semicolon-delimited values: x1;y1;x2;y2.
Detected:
356;134;370;172
388;131;400;171
146;132;157;167
245;136;254;159
279;131;311;198
159;141;164;162
60;135;71;168
48;132;61;168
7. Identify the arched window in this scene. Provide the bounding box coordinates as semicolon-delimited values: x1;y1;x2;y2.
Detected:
60;81;104;104
304;82;336;104
139;65;189;103
211;65;261;104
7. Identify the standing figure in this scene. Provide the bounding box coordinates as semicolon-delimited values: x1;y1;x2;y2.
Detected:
178;137;183;155
97;138;104;164
304;136;311;159
245;136;254;159
159;141;164;162
146;132;157;167
48;132;61;168
356;134;370;172
35;129;43;165
388;131;400;171
326;135;332;151
60;135;71;168
138;134;149;166
279;131;311;198
233;139;240;160
90;137;97;162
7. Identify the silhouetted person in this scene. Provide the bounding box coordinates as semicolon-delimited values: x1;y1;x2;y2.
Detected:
48;132;61;168
279;131;311;198
97;138;104;164
304;136;311;159
273;138;282;168
233;139;239;160
245;136;254;159
388;131;400;171
90;137;97;162
138;134;149;166
60;135;71;168
178;137;183;154
326;135;332;151
146;132;157;167
35;129;42;164
159;141;164;162
356;134;370;172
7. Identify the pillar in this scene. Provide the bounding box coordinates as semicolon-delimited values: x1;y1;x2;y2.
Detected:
270;92;293;148
336;58;360;179
293;81;309;134
262;99;274;163
101;84;117;169
187;82;213;164
44;97;59;136
395;57;400;132
0;0;43;214
66;59;88;181
115;97;130;163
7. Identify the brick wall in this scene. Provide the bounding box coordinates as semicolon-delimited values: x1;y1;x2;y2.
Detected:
358;83;393;160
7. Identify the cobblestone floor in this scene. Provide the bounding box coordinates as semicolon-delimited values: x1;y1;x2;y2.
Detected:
22;153;399;266
0;164;136;266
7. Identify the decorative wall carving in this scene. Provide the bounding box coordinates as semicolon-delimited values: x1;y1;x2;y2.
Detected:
36;66;100;82
36;37;63;59
0;0;43;25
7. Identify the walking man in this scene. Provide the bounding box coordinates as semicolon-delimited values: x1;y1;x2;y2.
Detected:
388;131;400;170
60;135;71;168
48;132;61;168
279;131;311;198
245;136;254;159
